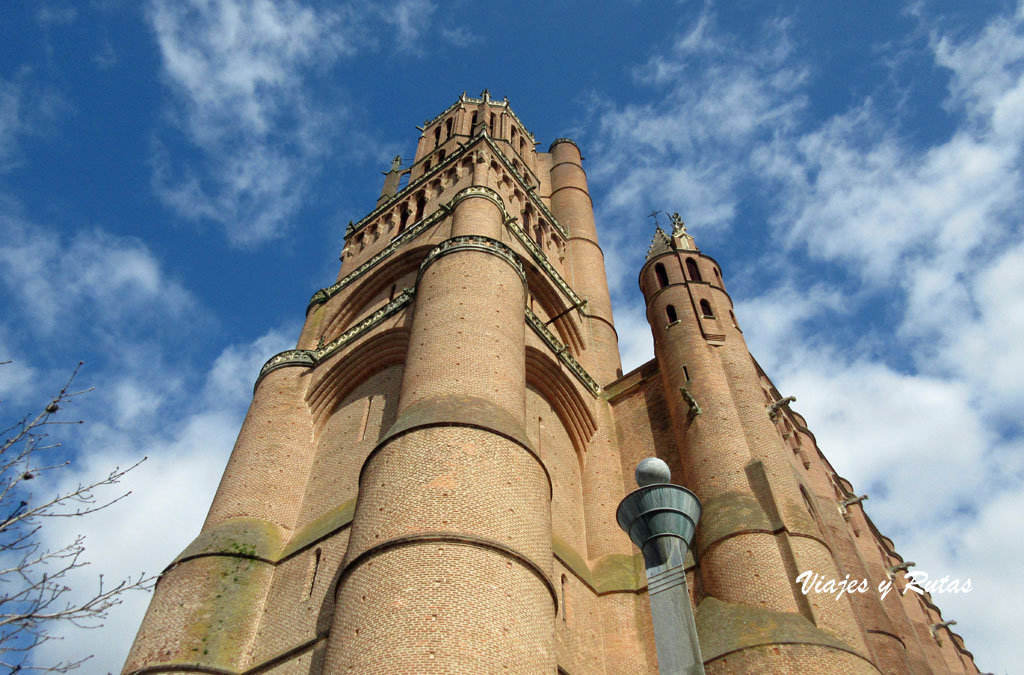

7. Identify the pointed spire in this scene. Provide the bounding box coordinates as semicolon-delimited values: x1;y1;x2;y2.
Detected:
646;226;673;261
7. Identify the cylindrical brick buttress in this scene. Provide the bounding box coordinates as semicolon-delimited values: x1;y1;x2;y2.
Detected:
323;194;557;673
124;363;316;674
548;139;621;386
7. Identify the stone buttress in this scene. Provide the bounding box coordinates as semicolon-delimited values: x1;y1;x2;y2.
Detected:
123;93;979;675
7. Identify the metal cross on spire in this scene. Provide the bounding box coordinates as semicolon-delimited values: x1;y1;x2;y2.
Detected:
648;210;661;228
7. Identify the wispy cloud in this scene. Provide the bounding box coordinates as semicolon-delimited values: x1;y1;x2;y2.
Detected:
0;212;196;337
30;327;294;672
0;74;67;174
382;0;436;49
147;0;356;245
592;5;1024;670
440;25;481;47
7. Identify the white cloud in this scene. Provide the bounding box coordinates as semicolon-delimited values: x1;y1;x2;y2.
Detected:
440;25;481;47
147;0;355;245
0;216;196;335
594;5;1024;671
0;75;67;174
590;15;808;304
29;327;294;672
383;0;436;48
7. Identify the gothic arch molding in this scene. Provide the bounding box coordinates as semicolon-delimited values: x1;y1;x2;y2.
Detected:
306;328;410;431
525;346;597;472
524;265;584;356
320;246;431;341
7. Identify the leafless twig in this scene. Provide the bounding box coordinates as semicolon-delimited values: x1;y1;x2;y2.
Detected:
0;362;153;672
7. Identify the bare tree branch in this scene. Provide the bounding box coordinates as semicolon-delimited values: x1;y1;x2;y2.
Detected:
0;362;154;672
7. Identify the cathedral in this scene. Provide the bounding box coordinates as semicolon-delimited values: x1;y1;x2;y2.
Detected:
124;92;978;674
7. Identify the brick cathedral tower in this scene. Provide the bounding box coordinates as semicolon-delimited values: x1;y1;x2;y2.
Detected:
124;93;978;674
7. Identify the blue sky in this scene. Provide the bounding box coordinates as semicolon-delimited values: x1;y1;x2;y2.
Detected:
1;1;1021;671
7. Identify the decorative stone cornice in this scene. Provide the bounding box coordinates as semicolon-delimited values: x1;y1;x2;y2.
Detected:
260;288;415;389
311;136;575;314
347;117;560;240
419;236;526;285
548;137;581;154
450;185;506;214
526;307;600;397
316;288;414;360
309;206;447;312
479;135;567;238
256;350;317;381
506;217;584;309
420;92;538;145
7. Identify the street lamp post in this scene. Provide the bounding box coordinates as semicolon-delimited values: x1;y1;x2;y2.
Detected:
616;457;705;675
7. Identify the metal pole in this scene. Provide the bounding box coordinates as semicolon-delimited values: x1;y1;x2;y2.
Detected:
617;458;705;675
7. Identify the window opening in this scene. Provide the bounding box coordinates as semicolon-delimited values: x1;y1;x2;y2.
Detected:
686;258;703;282
666;304;678;323
655;263;669;289
700;299;714;318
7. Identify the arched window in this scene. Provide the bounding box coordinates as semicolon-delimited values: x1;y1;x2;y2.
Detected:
700;299;714;318
520;138;526;155
714;267;721;282
489;112;496;136
729;310;738;328
655;263;669;289
433;126;441;147
511;126;518;145
522;210;531;230
666;305;678;323
686;258;703;282
445;118;453;138
415;194;426;222
398;206;409;233
470;111;478;133
438;149;446;162
423;159;431;172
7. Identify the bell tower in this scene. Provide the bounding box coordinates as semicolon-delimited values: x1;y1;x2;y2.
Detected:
123;94;979;675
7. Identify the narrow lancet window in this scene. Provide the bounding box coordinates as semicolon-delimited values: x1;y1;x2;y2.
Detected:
686;258;702;282
666;304;678;323
700;299;714;318
655;263;669;289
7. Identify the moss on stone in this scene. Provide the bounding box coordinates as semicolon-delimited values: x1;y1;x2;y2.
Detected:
280;498;357;560
553;535;647;594
591;552;645;593
180;555;273;670
696;491;774;556
695;596;865;662
174;518;285;566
